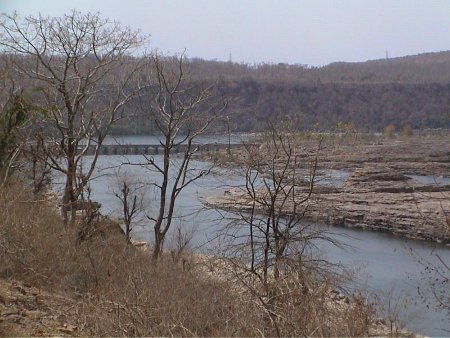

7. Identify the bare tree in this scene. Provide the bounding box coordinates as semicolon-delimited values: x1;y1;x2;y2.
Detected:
23;137;52;194
140;53;226;260
224;124;328;281
0;11;145;225
112;170;144;242
216;123;356;336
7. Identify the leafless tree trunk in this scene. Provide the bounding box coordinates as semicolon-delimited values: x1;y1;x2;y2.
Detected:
112;170;144;242
139;53;226;260
217;123;351;336
0;11;145;226
227;123;327;281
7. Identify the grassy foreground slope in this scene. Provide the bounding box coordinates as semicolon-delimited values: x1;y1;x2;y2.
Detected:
0;179;407;337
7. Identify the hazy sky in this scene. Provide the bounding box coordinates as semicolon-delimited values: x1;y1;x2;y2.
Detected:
1;0;449;66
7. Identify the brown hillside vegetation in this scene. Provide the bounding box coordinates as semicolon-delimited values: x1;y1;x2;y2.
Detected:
0;279;82;336
0;181;251;336
3;50;450;135
0;180;413;337
127;51;450;133
187;51;450;83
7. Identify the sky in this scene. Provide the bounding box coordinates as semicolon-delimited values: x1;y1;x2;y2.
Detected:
1;0;449;66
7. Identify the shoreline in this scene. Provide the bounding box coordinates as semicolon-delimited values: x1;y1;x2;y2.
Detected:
203;185;450;245
200;134;450;244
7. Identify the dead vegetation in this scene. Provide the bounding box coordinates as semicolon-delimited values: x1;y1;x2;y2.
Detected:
0;179;386;336
0;180;246;336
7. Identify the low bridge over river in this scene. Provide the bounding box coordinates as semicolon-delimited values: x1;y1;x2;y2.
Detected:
83;143;248;156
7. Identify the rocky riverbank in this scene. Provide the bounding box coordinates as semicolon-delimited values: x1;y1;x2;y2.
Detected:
204;135;450;243
313;166;449;242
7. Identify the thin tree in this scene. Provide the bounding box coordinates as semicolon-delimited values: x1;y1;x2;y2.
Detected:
23;137;52;194
0;11;145;225
141;53;226;260
112;170;144;243
218;123;352;336
223;123;327;280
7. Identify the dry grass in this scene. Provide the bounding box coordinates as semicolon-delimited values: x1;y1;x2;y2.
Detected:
0;179;376;336
0;180;254;336
201;255;375;337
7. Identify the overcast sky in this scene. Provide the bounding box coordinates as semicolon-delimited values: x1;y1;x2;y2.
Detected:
1;0;449;66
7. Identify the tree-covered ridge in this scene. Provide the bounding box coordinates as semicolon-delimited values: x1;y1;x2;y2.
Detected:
3;50;450;133
187;50;450;84
113;80;450;134
118;51;450;133
218;81;450;132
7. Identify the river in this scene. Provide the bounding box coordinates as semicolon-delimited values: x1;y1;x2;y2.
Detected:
53;135;450;336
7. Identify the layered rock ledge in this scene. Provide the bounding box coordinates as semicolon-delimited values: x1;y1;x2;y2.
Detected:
205;164;450;244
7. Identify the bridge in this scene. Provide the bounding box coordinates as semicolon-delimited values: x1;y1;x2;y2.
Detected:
82;143;248;156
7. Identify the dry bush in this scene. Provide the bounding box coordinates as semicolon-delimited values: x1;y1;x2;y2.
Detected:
0;180;258;336
0;179;123;291
0;179;375;336
88;259;258;336
212;257;374;337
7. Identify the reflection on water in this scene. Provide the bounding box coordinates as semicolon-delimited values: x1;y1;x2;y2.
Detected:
53;151;450;336
316;169;351;188
407;174;450;186
101;134;253;146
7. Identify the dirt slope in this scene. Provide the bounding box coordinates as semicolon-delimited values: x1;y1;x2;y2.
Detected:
0;279;87;337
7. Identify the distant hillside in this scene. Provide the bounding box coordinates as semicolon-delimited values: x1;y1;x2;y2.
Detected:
114;78;450;134
217;81;450;132
180;52;450;132
364;51;450;65
320;51;450;84
3;51;449;133
187;51;450;84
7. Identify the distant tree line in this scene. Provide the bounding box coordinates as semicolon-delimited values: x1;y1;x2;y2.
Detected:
112;79;449;133
187;51;450;84
217;81;450;132
114;51;450;133
2;50;450;134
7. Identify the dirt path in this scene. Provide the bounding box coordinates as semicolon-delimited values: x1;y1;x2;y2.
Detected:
0;279;86;336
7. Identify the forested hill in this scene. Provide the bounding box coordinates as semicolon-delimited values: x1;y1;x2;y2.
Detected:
187;50;450;84
213;81;450;132
4;50;450;133
172;51;450;133
316;51;450;84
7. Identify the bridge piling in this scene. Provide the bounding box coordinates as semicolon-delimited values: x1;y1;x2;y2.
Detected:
79;142;250;156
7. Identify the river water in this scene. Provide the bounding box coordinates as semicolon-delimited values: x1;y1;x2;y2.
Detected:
53;135;450;336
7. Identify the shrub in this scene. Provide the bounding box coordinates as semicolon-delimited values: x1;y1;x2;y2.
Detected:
0;180;375;336
383;124;396;139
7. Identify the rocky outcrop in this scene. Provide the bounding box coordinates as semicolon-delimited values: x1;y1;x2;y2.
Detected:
205;163;450;243
343;166;449;193
317;138;450;177
310;191;449;243
204;135;450;243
